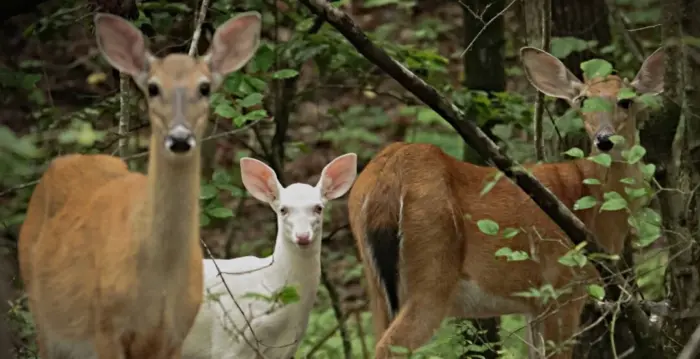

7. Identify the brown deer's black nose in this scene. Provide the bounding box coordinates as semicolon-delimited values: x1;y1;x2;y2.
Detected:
595;133;614;152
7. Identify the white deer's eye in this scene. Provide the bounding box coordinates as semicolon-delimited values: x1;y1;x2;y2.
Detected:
280;207;288;215
313;205;323;214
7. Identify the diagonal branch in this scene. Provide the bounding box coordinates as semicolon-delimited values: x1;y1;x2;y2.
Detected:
297;0;663;356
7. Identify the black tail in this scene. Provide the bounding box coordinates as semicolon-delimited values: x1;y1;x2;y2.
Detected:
366;227;401;318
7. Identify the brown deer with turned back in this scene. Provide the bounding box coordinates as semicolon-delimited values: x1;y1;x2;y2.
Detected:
348;47;664;359
18;12;261;359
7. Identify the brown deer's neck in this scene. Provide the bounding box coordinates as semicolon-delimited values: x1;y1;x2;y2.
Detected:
573;155;644;254
135;135;201;279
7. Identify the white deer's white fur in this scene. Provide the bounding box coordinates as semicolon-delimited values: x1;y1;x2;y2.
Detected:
182;153;358;359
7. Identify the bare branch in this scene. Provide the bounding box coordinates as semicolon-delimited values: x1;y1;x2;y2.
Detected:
189;0;212;57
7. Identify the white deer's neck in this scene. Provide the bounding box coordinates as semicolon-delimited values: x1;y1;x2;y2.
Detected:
268;223;323;298
135;136;201;280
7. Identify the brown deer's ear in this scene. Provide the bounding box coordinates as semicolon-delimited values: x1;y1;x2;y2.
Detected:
203;12;262;84
94;13;153;81
631;47;665;95
520;46;584;101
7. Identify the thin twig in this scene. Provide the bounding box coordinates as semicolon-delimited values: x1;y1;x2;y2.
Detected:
460;0;518;57
188;0;211;57
118;74;131;158
533;0;551;161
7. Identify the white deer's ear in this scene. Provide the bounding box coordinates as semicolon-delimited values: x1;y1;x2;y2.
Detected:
240;157;281;203
316;153;358;201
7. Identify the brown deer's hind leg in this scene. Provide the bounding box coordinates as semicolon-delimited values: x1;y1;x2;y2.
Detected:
540;291;586;359
374;196;464;359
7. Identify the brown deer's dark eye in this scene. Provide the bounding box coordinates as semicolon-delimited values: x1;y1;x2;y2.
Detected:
313;205;323;214
280;207;288;215
617;98;633;109
198;82;211;97
147;83;160;97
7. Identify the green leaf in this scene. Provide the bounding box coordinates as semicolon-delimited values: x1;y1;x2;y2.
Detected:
212;170;232;185
623;144;646;164
641;163;656;179
252;44;274;72
200;184;218;200
580;58;613;79
583;178;601;185
207;207;234;219
558;249;588;268
477;219;499;236
587;284;606;300
600;197;628;211
271;69;299;79
215;102;239;119
617;88;636;100
277;286;301;305
502;227;520;239
581;97;613;113
619;177;636;185
608;135;625;145
200;213;211;227
574;196;597;210
588;153;612;167
564;147;584;158
638;93;662;109
625;187;648;199
239;93;263;108
494;247;529;261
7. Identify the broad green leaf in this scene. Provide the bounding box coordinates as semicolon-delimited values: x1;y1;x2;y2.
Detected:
641;163;656;179
477;219;499;236
583;178;601;185
200;184;218;200
581;97;613;113
625;187;648;199
564;147;584;158
580;58;613;79
271;69;299;79
277;286;301;305
207;207;234;219
239;93;263;108
623;144;646;164
215;103;239;119
558;249;587;268
502;227;520;239
600;197;627;211
617;88;636;100
494;247;529;261
608;135;625;145
619;177;636;185
588;153;612;167
200;213;211;227
587;284;606;300
574;196;597;210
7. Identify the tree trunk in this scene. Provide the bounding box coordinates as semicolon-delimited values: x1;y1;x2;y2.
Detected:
550;0;613;155
660;0;700;356
461;0;506;166
460;1;505;357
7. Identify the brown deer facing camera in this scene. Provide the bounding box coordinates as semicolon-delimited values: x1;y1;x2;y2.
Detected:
18;12;261;359
348;47;664;359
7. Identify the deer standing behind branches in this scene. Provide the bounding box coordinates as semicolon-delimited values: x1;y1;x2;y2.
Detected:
182;153;358;359
347;47;664;359
17;12;262;359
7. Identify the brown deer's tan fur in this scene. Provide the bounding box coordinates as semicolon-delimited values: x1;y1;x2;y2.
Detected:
18;12;261;359
348;47;665;359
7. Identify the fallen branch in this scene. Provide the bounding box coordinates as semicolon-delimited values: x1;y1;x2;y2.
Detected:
297;0;663;356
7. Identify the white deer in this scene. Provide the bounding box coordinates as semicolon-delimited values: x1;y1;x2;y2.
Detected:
182;153;358;359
